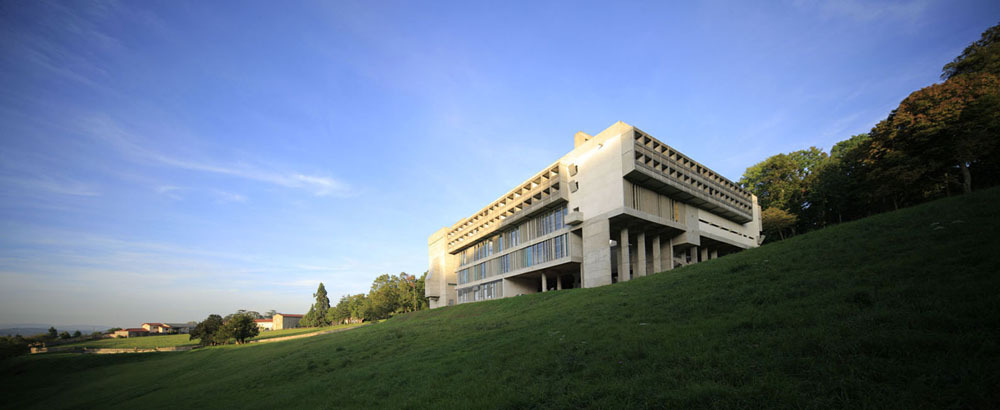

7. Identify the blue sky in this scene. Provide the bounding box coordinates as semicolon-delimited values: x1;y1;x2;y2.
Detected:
1;1;997;327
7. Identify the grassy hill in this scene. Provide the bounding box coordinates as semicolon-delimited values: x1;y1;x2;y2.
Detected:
3;188;999;409
58;334;198;349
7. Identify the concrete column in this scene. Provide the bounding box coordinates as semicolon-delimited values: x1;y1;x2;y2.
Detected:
619;228;630;282
652;235;662;273
700;247;709;262
582;218;612;288
541;273;548;292
636;232;647;277
556;275;562;290
664;237;674;271
711;249;719;259
689;246;698;264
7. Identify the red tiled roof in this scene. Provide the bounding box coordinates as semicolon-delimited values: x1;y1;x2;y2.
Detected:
278;313;304;318
124;328;149;332
254;319;273;322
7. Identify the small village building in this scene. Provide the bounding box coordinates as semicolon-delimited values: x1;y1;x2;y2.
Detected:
142;323;168;333
272;313;303;330
114;328;150;338
254;318;274;331
141;322;193;334
163;323;193;334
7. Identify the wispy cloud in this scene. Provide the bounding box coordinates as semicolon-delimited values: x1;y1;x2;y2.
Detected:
84;116;354;197
0;174;99;197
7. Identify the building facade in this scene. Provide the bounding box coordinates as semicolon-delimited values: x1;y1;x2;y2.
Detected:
254;318;274;331
426;122;762;308
272;313;302;330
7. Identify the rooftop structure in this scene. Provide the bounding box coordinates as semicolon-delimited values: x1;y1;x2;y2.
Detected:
426;121;762;307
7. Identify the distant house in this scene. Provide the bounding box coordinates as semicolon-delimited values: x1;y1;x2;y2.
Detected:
142;323;168;333
163;323;193;334
254;318;274;331
141;322;193;334
273;313;303;330
114;328;149;338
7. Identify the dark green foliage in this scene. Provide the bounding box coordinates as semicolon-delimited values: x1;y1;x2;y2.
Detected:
324;273;429;325
58;332;70;340
942;22;1000;79
744;25;1000;242
2;189;998;408
0;336;29;360
189;314;223;346
46;327;56;339
216;314;260;344
223;310;262;322
301;283;331;327
72;331;81;338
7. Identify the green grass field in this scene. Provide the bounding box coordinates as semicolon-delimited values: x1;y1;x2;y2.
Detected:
56;334;198;349
3;188;998;409
250;323;363;341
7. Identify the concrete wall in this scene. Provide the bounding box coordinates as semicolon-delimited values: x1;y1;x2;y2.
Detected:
426;227;457;308
564;125;628;218
427;121;763;308
273;314;302;330
503;276;538;297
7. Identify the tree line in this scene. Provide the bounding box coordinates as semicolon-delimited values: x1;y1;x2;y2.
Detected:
299;272;429;327
741;23;1000;242
189;312;261;346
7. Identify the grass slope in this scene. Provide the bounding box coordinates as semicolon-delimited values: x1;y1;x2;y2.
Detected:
58;334;198;349
3;189;999;409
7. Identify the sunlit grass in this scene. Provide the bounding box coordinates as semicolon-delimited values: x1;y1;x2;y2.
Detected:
56;334;197;349
3;187;998;409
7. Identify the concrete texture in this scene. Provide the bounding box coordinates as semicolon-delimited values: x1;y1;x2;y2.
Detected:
428;122;762;306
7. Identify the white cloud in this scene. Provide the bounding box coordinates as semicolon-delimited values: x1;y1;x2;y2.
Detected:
0;174;100;197
84;116;354;197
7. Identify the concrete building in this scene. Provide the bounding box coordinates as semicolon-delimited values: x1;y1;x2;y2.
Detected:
272;313;303;330
425;121;762;308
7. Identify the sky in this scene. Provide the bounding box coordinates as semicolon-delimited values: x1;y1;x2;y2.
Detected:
1;0;997;328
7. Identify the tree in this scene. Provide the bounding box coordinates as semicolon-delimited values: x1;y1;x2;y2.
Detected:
47;327;57;339
264;309;277;319
224;309;262;322
216;313;259;344
190;314;224;346
72;330;81;338
414;272;429;311
59;331;71;340
302;283;332;327
761;207;797;241
942;23;1000;80
740;147;827;212
874;72;1000;194
803;134;873;226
